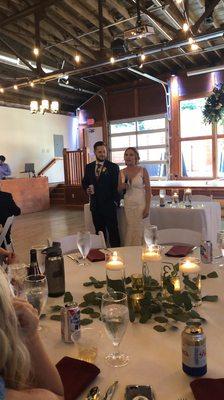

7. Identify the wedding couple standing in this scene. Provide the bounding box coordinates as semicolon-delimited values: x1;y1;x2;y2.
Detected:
82;141;151;247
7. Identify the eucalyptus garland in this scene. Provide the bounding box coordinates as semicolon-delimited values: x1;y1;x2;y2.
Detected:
203;83;224;124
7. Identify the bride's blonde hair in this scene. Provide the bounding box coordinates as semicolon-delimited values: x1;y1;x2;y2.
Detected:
0;269;31;389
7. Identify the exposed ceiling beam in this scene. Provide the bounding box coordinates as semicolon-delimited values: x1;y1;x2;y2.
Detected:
0;35;37;73
0;0;60;27
192;0;221;34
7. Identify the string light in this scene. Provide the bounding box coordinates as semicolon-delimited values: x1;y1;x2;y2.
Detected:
140;53;146;62
110;56;115;64
183;23;189;32
33;47;39;56
139;63;143;69
0;88;4;93
188;37;194;45
191;43;200;51
176;0;183;3
30;82;35;87
74;52;81;63
13;85;18;90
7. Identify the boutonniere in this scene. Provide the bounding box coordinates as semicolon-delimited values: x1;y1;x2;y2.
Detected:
102;167;107;173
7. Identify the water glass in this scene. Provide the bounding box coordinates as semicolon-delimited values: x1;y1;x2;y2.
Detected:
8;263;28;297
144;225;158;246
179;257;201;307
77;231;91;266
101;291;129;367
24;274;48;316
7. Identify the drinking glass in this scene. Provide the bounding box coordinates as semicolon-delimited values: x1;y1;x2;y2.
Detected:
101;291;129;367
144;225;158;246
77;231;91;266
24;274;48;317
214;231;224;267
7;263;28;297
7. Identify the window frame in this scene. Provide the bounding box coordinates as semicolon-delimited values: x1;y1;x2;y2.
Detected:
178;94;224;180
109;114;169;180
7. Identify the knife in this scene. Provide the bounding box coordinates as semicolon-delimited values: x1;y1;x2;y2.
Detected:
103;381;118;400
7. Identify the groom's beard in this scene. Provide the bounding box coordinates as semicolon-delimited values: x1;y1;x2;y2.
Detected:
96;156;106;162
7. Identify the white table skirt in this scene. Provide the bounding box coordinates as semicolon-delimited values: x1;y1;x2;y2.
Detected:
84;202;221;246
41;247;224;400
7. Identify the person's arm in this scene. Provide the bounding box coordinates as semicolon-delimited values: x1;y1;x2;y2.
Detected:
0;247;15;264
142;168;151;219
8;194;21;216
118;170;128;192
14;299;64;398
5;163;11;177
82;165;92;196
112;164;121;204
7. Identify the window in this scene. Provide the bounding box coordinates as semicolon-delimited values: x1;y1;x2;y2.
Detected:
109;115;169;179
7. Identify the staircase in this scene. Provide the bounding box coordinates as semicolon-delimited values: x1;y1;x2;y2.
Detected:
49;184;65;205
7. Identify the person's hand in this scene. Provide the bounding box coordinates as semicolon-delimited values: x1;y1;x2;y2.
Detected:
120;182;129;190
142;208;149;219
6;251;16;264
13;298;39;338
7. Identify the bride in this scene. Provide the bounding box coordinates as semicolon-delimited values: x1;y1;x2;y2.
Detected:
118;147;151;246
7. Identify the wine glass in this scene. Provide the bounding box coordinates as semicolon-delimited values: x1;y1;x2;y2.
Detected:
7;263;28;297
144;225;158;246
214;231;224;267
24;274;48;319
77;231;91;266
101;291;129;367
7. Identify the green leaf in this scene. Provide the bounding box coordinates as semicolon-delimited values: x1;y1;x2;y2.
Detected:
80;318;93;325
64;291;73;303
81;307;94;314
201;275;207;280
40;313;46;319
50;314;61;321
139;311;152;323
172;313;189;322
154;316;168;323
89;276;98;283
50;305;62;312
79;302;89;308
90;312;100;318
188;310;201;319
202;295;218;302
83;282;93;287
183;276;198;291
125;276;132;284
207;271;218;278
94;283;104;288
153;325;166;332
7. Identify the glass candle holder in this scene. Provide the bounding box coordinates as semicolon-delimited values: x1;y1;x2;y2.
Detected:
105;251;126;293
179;257;201;307
172;191;179;207
142;245;162;290
144;225;158;247
184;188;192;208
161;263;181;298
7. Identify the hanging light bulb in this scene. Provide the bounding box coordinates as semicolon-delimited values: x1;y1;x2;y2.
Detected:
176;0;183;3
0;88;4;93
140;53;146;62
30;101;38;114
41;99;49;110
13;84;18;90
183;23;189;32
30;81;35;87
50;101;59;114
191;42;200;51
110;56;115;64
74;52;81;63
33;47;39;56
139;63;143;69
188;37;194;45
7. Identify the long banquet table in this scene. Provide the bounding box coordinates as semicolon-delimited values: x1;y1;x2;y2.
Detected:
41;247;224;400
84;201;221;246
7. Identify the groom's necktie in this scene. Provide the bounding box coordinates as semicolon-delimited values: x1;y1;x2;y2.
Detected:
96;163;102;180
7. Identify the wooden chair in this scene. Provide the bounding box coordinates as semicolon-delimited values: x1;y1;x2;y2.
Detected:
0;216;14;250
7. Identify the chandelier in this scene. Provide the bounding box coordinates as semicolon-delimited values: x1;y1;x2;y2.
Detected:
30;99;59;114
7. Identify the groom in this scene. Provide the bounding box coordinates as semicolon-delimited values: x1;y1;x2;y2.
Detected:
82;141;120;247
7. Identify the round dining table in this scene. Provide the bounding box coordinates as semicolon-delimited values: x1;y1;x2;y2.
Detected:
41;246;224;400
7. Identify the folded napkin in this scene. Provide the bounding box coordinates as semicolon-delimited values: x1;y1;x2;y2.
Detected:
56;356;100;400
87;249;105;262
190;378;224;400
165;245;194;257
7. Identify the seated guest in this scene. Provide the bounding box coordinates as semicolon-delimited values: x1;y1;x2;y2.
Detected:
0;155;11;179
0;187;21;246
0;268;64;399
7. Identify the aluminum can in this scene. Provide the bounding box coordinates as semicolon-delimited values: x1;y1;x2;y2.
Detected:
182;321;207;377
200;240;213;264
61;303;80;343
88;184;94;195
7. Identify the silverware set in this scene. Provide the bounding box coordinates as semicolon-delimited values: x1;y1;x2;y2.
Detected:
86;381;118;400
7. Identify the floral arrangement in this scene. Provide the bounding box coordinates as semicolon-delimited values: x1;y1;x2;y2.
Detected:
203;83;224;124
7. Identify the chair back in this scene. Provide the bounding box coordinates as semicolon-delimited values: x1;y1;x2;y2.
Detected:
191;195;212;202
0;216;14;249
56;231;106;255
158;228;202;246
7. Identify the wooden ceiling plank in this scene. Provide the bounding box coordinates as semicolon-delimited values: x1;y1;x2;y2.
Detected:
192;0;221;34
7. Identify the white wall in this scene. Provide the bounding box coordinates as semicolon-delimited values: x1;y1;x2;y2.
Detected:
0;106;77;179
44;158;64;184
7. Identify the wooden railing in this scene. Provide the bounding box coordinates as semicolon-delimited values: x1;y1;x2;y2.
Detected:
37;157;62;176
63;148;87;186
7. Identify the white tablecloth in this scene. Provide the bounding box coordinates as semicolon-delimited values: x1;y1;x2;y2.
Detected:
41;247;224;400
84;202;221;246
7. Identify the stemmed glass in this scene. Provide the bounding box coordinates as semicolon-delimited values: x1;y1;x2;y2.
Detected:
101;291;129;367
144;225;158;247
7;263;28;297
24;274;48;322
214;231;224;267
77;231;91;266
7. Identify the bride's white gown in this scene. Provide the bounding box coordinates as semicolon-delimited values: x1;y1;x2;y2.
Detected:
122;168;146;246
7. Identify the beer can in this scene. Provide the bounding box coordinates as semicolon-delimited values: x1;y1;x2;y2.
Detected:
61;303;80;343
200;240;213;264
182;321;207;377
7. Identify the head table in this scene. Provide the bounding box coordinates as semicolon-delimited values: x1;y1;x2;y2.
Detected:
41;247;224;400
